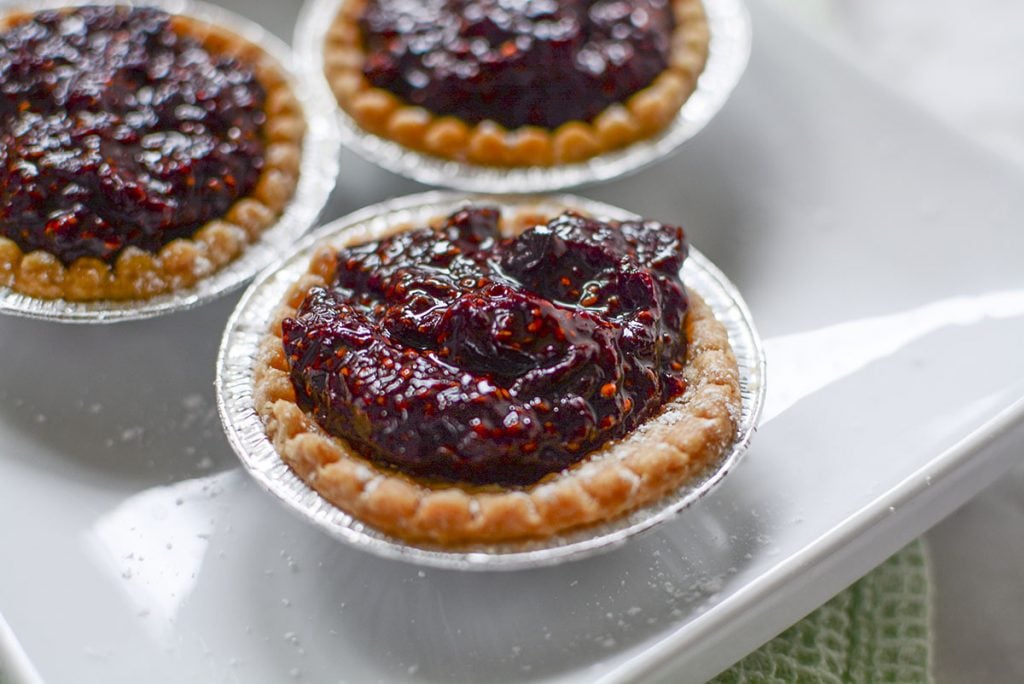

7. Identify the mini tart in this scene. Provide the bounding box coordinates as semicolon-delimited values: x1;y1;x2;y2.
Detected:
253;207;741;546
0;8;305;302
323;0;710;167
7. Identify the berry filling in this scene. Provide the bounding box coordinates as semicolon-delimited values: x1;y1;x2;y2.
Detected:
0;6;267;265
359;0;675;130
283;207;690;486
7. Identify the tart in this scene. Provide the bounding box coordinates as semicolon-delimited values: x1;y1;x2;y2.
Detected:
0;5;305;301
323;0;710;167
253;203;741;545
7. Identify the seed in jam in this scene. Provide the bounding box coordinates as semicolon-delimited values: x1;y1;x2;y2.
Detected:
283;207;690;487
0;6;267;265
359;0;675;130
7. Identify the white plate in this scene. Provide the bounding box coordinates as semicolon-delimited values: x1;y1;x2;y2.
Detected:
2;1;1024;683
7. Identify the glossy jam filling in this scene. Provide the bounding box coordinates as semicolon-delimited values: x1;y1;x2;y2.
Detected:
359;0;675;130
283;207;689;486
0;6;267;265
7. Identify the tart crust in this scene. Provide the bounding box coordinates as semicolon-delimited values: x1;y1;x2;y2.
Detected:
253;207;741;546
0;9;305;301
323;0;710;167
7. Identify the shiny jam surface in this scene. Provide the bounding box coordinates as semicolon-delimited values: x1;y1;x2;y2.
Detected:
283;207;690;486
359;0;675;130
0;6;267;265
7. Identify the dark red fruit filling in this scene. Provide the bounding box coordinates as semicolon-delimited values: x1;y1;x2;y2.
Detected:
283;207;689;487
359;0;675;130
0;6;267;265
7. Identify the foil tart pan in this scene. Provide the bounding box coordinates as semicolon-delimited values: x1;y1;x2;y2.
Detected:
216;191;766;571
0;0;340;323
294;0;751;193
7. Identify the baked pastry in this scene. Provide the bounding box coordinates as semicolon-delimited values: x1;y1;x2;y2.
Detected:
0;5;304;301
323;0;710;166
254;204;741;545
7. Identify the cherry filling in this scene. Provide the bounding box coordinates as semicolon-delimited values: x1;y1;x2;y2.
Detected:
283;207;690;487
359;0;675;130
0;6;267;265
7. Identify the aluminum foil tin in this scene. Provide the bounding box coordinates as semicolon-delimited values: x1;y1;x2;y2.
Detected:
0;0;341;323
294;0;751;193
216;191;766;571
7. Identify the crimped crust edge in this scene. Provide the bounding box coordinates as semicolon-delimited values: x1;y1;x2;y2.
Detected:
253;209;741;546
0;10;306;301
322;0;710;167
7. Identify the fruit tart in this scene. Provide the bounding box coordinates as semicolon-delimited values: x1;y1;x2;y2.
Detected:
253;202;741;545
0;4;305;301
322;0;710;166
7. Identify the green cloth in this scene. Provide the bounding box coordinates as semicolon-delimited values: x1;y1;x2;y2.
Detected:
714;540;932;683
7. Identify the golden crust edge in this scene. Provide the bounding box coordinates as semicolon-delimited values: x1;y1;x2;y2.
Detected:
322;0;710;167
0;10;306;301
253;210;741;547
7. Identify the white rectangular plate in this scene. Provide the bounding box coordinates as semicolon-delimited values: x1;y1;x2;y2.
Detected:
2;1;1024;682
